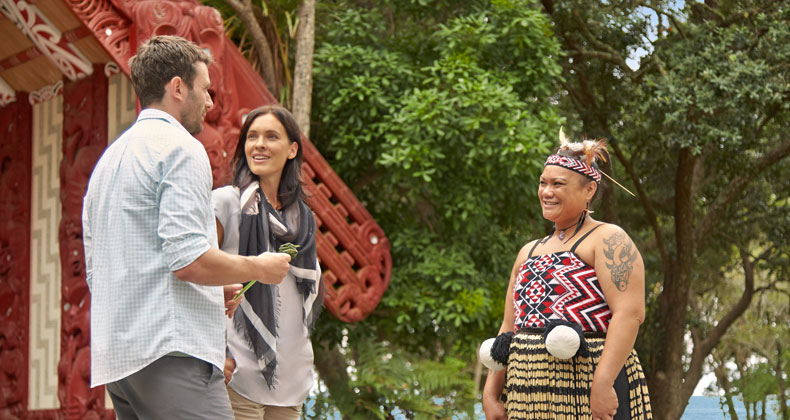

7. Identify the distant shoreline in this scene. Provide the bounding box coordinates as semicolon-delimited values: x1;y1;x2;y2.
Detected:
681;395;780;420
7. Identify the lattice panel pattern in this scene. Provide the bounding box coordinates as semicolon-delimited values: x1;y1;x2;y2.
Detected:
302;142;391;322
29;94;62;410
107;72;136;144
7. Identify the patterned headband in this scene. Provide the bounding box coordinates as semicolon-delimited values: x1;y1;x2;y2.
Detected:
544;154;601;183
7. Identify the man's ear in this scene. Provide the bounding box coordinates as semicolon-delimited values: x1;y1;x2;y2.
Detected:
167;76;186;102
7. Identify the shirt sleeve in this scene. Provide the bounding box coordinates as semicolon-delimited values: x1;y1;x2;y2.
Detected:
157;138;213;272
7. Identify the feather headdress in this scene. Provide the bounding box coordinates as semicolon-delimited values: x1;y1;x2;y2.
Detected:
550;128;634;196
557;127;608;166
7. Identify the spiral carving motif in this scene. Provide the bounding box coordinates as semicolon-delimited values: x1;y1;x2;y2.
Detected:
0;95;32;420
63;0;132;73
58;65;110;420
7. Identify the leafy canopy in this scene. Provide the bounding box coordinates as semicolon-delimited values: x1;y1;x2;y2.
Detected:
309;0;564;417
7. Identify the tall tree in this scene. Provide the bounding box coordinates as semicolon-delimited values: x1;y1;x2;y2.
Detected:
539;1;790;418
222;0;280;95
308;0;564;417
206;0;312;109
205;0;790;417
292;0;315;136
711;269;790;420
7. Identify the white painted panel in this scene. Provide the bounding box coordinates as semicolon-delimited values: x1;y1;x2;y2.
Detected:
29;94;63;410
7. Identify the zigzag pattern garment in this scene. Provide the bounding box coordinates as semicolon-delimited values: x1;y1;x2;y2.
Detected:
504;225;652;419
514;251;611;333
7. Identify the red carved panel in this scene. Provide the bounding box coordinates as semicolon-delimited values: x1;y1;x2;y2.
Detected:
59;64;112;420
2;0;94;80
124;0;391;321
62;0;134;76
0;94;32;420
302;148;392;322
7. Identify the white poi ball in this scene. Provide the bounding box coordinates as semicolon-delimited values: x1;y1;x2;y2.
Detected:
478;338;505;371
545;325;581;359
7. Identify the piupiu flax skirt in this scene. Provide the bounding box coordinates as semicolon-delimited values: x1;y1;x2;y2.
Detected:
503;331;652;420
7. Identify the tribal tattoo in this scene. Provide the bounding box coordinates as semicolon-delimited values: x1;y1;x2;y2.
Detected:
602;232;637;292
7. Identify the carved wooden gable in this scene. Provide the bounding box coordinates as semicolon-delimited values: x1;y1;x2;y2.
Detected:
0;0;391;418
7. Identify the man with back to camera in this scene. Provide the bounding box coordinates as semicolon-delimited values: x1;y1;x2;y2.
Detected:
82;35;291;419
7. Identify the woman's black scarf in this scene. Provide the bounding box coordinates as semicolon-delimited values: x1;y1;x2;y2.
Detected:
235;184;324;389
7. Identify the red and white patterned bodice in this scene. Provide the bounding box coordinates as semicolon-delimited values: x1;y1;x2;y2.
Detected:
513;251;611;333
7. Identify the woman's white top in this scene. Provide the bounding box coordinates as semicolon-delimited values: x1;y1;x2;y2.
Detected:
213;185;316;407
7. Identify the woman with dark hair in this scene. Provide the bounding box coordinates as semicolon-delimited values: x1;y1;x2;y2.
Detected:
481;136;652;420
213;105;324;420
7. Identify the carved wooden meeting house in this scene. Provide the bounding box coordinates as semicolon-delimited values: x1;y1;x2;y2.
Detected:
0;0;391;417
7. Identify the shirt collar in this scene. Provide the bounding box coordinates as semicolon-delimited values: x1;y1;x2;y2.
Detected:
137;108;191;136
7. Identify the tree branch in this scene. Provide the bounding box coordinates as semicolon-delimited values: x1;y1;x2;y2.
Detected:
609;141;671;274
697;137;790;244
224;0;279;94
683;245;756;399
571;9;633;75
292;0;315;137
719;0;783;27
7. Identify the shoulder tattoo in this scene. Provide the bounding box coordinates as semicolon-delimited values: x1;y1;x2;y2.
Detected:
602;232;637;292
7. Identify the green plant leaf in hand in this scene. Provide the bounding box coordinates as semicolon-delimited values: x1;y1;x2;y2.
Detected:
233;280;256;302
233;243;300;301
279;242;300;259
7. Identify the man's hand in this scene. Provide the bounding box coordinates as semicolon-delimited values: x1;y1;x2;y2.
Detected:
251;252;291;284
223;284;242;317
224;358;236;385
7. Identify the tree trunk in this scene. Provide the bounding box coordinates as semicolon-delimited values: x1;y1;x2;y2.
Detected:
651;148;697;420
777;344;788;420
598;157;619;224
761;395;767;420
225;0;279;96
313;341;354;420
683;247;756;406
291;0;315;137
713;357;739;420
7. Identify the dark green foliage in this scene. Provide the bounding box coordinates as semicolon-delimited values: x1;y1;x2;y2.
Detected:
204;0;790;417
309;0;563;417
543;1;790;417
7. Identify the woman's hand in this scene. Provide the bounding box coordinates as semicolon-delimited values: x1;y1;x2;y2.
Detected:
482;393;507;420
223;283;243;317
224;358;236;385
590;378;618;420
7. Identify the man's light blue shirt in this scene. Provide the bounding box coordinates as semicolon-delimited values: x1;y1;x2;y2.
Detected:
83;109;225;387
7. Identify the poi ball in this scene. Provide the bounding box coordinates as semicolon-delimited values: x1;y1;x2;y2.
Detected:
478;337;505;371
545;325;581;359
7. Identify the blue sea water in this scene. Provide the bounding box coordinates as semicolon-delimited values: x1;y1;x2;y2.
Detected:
304;395;782;419
680;396;778;420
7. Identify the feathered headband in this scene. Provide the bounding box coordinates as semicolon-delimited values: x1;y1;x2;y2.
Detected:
544;128;635;196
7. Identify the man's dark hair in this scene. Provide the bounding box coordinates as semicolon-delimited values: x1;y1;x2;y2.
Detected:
128;35;212;108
